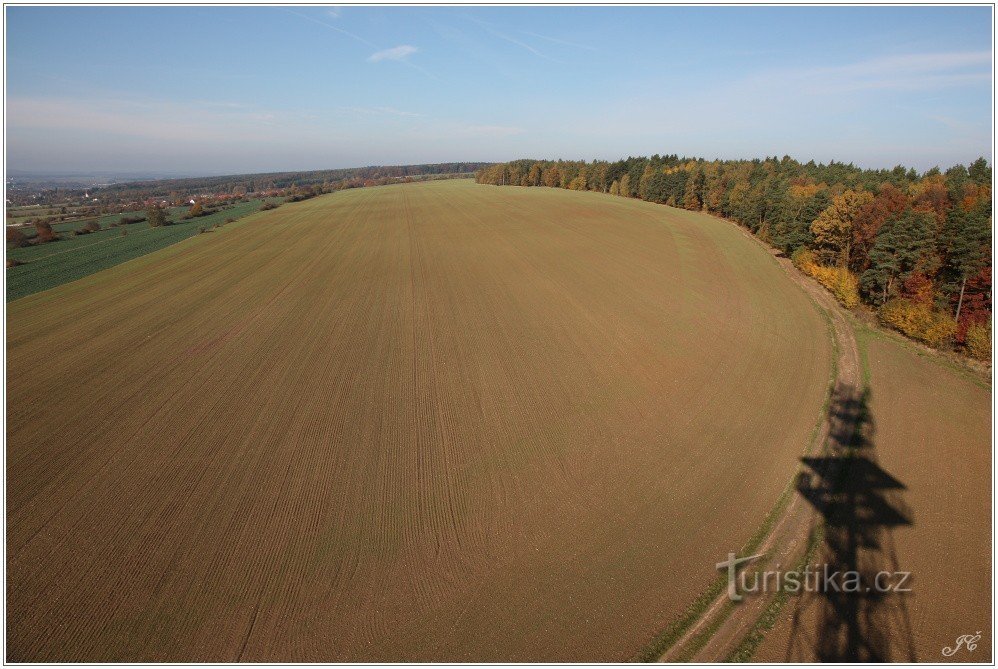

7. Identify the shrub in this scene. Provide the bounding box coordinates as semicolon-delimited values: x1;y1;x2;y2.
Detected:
6;258;24;268
183;202;205;219
791;247;817;272
260;201;279;211
965;322;991;361
73;220;102;236
33;221;59;244
6;227;28;248
147;205;168;228
879;299;957;348
792;248;860;309
119;215;145;225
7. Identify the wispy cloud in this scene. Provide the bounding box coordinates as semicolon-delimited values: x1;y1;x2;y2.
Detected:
326;7;341;19
563;48;992;169
368;45;418;63
284;8;377;48
285;9;435;79
518;29;596;52
485;28;564;64
927;113;987;134
794;51;992;93
463;14;564;64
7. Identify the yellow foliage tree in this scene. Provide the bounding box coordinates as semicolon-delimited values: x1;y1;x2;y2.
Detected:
810;189;874;267
878;299;957;348
792;248;861;309
619;174;632;198
965;322;991;361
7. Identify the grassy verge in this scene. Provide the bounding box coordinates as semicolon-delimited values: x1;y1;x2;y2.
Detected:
726;310;864;663
725;524;825;662
851;315;989;390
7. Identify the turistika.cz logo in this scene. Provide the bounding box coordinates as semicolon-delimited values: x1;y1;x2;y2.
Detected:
715;552;912;602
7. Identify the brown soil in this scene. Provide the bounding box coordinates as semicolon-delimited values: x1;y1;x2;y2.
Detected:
6;181;831;661
753;330;991;663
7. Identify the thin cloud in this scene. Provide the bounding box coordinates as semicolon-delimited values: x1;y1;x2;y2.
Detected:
518;29;596;52
368;45;418;62
568;49;993;166
462;14;564;64
286;10;435;79
284;8;377;48
485;29;564;64
326;8;341;19
927;114;985;134
790;51;992;94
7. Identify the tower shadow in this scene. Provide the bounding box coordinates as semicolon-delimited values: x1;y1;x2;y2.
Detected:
786;383;917;662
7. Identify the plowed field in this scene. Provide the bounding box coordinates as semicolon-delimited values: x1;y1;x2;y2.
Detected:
752;329;991;663
7;179;832;661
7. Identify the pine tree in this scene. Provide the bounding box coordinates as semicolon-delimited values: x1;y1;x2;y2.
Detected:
943;206;991;321
861;210;935;303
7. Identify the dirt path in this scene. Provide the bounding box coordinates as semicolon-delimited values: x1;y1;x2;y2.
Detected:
658;239;862;662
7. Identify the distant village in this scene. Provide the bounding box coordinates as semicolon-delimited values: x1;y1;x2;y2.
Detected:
6;162;489;228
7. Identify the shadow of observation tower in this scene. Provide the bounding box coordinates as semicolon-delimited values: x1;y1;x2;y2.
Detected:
786;382;917;662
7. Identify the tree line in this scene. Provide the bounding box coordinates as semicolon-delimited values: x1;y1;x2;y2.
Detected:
87;162;492;203
476;155;992;360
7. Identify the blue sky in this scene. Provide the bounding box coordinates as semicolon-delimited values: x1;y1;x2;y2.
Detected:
5;5;993;175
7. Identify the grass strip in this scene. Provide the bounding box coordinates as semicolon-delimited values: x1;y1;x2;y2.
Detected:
725;524;825;662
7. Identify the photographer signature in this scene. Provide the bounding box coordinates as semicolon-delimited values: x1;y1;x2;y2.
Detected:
942;631;982;657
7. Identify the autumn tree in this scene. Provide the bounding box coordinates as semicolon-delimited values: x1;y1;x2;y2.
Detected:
34;220;59;243
683;168;706;210
619;173;632;198
7;226;28;248
147;204;168;228
850;184;908;273
542;166;560;188
185;202;204;219
591;162;609;193
528;163;542;187
810;189;874;267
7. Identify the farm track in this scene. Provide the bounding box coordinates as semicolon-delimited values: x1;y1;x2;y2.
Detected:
750;324;992;662
657;233;861;662
7;181;832;661
660;224;991;662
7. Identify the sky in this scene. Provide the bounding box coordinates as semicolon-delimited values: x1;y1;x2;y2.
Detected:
5;5;994;175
